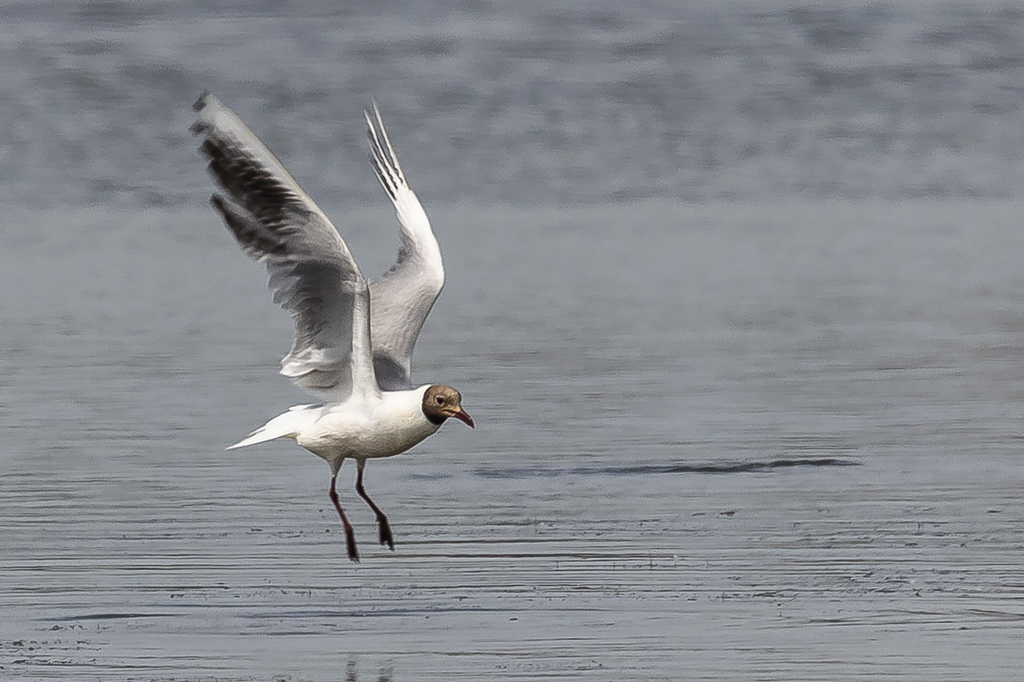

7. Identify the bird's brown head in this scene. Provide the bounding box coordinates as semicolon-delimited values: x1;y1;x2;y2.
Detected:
422;385;474;428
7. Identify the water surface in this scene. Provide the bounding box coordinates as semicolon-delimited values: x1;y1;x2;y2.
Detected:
1;2;1023;680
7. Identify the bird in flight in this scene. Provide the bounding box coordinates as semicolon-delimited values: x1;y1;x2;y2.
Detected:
192;92;474;562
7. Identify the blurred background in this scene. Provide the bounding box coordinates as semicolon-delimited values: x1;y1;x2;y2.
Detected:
2;1;1024;209
1;1;1023;681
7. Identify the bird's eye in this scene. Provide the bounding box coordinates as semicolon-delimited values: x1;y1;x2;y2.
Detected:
436;396;445;405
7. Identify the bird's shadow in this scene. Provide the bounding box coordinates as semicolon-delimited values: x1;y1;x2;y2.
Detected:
344;657;393;682
473;457;860;479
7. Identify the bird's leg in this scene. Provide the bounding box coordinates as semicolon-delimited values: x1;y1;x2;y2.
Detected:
328;471;359;562
355;459;394;550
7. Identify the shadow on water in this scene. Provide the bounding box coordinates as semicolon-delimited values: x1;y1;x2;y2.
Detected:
51;612;177;621
474;458;860;480
345;658;393;682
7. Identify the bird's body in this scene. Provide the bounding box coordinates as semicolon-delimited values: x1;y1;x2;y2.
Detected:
192;92;473;561
229;385;441;461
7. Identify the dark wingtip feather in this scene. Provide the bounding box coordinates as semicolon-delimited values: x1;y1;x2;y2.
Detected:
210;193;290;258
191;92;214;136
193;90;211;112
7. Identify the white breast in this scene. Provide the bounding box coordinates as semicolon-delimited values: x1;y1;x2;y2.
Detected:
297;385;440;460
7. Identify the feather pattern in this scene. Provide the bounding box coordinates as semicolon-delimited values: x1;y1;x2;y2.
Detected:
364;103;445;390
193;92;378;401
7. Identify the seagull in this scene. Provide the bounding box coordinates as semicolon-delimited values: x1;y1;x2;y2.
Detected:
191;92;474;562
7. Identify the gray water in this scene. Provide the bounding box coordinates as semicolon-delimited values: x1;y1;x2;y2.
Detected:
1;2;1023;680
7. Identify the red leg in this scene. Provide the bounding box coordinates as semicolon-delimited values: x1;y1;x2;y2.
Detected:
329;473;359;562
355;460;394;550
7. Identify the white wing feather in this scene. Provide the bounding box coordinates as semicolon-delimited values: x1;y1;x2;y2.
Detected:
364;104;445;391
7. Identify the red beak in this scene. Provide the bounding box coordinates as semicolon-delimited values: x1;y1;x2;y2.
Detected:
453;410;475;428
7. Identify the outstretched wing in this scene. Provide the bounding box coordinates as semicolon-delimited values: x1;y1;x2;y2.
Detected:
193;92;378;401
365;103;445;391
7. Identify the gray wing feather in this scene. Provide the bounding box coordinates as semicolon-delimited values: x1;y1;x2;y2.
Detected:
193;92;378;401
365;104;445;391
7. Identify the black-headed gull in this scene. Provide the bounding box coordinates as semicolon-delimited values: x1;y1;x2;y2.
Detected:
191;92;474;562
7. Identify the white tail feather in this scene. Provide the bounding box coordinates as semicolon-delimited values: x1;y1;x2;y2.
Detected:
226;404;320;450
